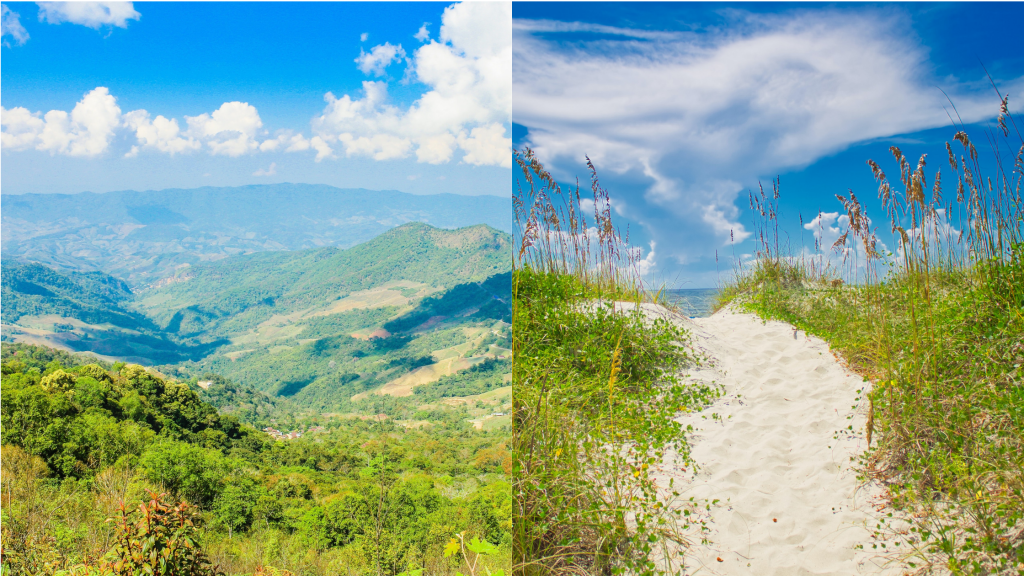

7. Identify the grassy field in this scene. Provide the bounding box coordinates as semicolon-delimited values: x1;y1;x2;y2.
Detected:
512;152;719;575
717;102;1024;574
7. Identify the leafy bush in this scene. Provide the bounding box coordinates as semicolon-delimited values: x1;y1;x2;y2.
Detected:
105;492;223;576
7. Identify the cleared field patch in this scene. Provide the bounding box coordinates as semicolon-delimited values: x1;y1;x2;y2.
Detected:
224;348;256;360
440;385;512;407
231;311;308;346
376;356;487;397
480;414;511;431
310;281;433;317
12;314;136;335
488;345;512;360
0;321;141;365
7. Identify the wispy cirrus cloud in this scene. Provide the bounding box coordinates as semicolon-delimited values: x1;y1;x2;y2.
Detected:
1;3;29;46
513;8;1024;282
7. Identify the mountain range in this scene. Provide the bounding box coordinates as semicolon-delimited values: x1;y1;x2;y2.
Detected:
2;183;511;284
2;222;512;411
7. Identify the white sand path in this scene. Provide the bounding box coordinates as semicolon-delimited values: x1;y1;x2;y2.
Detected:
632;304;903;575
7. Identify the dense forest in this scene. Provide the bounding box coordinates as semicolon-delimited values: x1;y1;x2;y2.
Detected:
1;344;510;575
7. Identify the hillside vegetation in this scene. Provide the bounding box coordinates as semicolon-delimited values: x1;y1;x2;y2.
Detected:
3;224;512;410
137;222;509;341
512;152;718;575
1;262;218;364
718;107;1023;573
1;343;511;575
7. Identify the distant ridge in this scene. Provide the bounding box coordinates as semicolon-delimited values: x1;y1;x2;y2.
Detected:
1;183;511;283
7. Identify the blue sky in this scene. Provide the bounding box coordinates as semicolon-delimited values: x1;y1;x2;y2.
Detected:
513;2;1024;288
1;2;511;196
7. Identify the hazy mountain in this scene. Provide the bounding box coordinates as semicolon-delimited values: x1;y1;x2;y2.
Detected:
1;183;511;285
2;223;512;409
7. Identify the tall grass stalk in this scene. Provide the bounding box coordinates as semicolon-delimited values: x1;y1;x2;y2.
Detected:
720;98;1024;574
512;150;717;575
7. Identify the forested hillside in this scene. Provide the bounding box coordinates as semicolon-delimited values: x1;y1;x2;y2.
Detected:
3;224;512;409
0;344;510;575
2;184;511;283
1;262;216;364
137;222;509;341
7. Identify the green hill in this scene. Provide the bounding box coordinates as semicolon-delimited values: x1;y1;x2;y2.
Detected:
4;223;512;410
1;262;219;364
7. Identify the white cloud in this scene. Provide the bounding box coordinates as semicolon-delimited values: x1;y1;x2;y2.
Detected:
1;86;121;156
899;208;960;264
458;123;512;168
185;102;263;157
309;136;332;162
800;210;894;276
360;32;368;42
513;8;1024;281
0;106;44;148
2;3;29;46
253;162;276;176
123;110;200;156
2;89;335;161
313;1;512;167
37;1;140;29
636;241;657;276
415;23;430;42
259;131;310;153
355;42;406;76
804;211;845;250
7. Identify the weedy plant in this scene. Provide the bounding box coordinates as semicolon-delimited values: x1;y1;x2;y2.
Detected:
106;492;223;576
512;150;719;575
720;94;1024;574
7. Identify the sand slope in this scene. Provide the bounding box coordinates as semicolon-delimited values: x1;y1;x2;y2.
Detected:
642;305;900;575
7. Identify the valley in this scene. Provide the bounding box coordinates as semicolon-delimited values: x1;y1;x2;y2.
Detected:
2;221;512;415
1;186;513;575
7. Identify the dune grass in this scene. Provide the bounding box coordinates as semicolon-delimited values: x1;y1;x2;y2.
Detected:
719;98;1024;574
512;151;719;575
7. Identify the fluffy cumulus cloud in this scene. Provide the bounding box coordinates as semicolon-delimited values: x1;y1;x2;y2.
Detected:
1;88;340;160
1;87;121;156
513;9;1024;280
123;110;199;157
37;1;140;29
355;42;406;76
2;2;511;168
313;1;512;168
414;23;430;42
2;3;29;46
184;102;263;157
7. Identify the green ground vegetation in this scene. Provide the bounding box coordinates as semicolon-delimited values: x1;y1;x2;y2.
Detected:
165;278;510;412
136;223;509;342
718;103;1024;574
1;263;214;364
512;152;720;575
2;223;512;412
1;344;511;576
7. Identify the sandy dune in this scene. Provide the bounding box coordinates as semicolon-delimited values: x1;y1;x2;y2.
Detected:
634;304;901;575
